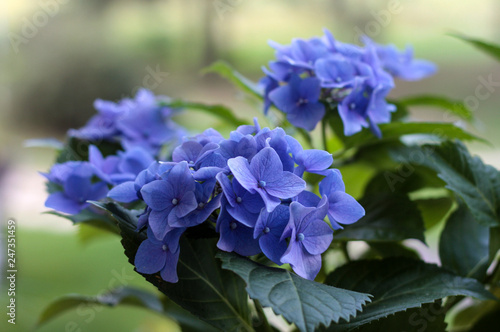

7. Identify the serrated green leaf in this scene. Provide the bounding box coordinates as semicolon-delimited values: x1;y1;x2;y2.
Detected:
343;122;485;151
218;252;371;332
202;60;263;100
324;258;495;331
36;287;163;327
451;33;500;62
93;202;253;332
439;203;490;280
396;95;473;122
163;100;247;127
327;302;447;332
333;193;426;243
390;141;500;227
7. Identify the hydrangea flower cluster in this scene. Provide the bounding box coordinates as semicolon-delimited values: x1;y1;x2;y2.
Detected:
43;89;185;215
260;29;436;136
69;88;186;155
109;120;365;281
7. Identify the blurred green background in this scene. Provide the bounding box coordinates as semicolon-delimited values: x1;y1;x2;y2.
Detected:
1;0;499;331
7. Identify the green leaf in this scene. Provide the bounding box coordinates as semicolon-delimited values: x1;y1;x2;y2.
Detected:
414;197;454;229
202;60;263;100
333;193;426;243
163;99;247;127
324;258;495;331
469;307;500;332
329;302;447;332
46;209;120;235
218;252;371;332
364;242;420;260
343;122;485;151
36;287;163;327
93;202;253;332
390;141;500;227
439;203;490;280
450;33;500;62
396;95;473;122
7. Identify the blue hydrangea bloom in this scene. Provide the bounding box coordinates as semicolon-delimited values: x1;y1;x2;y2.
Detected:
69;89;186;156
228;147;306;212
319;169;365;230
216;200;261;256
254;204;289;265
140;161;198;239
134;227;184;283
43;162;108;214
280;197;333;280
261;29;436;137
269;75;325;131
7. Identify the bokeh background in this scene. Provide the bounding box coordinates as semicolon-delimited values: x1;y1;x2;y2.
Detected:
1;0;499;331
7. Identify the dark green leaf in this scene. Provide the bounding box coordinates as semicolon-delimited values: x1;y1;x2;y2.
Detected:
469;307;500;332
163;100;247;127
333;193;426;243
343;122;485;151
218;252;371;332
365;242;420;260
390;141;500;227
36;287;163;327
396;95;473;122
324;258;495;331
202;60;263;100
46;208;120;235
93;202;253;332
328;302;447;332
451;33;500;62
439;203;490;280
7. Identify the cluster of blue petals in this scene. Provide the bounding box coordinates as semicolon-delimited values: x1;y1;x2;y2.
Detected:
260;29;436;136
69;88;185;155
43;89;185;215
109;120;365;281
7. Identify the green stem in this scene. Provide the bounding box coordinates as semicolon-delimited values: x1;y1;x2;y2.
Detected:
253;299;273;332
321;117;328;151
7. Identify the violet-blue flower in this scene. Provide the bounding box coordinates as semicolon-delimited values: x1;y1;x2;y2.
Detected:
280;197;333;280
269;75;325;131
216;201;261;256
134;227;184;283
319;169;365;230
140;161;198;239
254;204;289;265
227;147;306;212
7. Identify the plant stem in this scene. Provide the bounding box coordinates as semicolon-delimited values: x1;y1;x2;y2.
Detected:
321;117;328;151
253;299;273;332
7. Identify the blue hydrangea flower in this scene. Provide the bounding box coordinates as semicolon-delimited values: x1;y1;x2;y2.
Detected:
216;173;265;227
363;37;437;81
43;162;108;214
134;227;184;283
228;147;306;212
269;75;326;131
261;29;436;137
254;204;289;265
280;197;333;280
319;169;365;230
140;161;198;239
69;89;186;156
216;200;261;256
